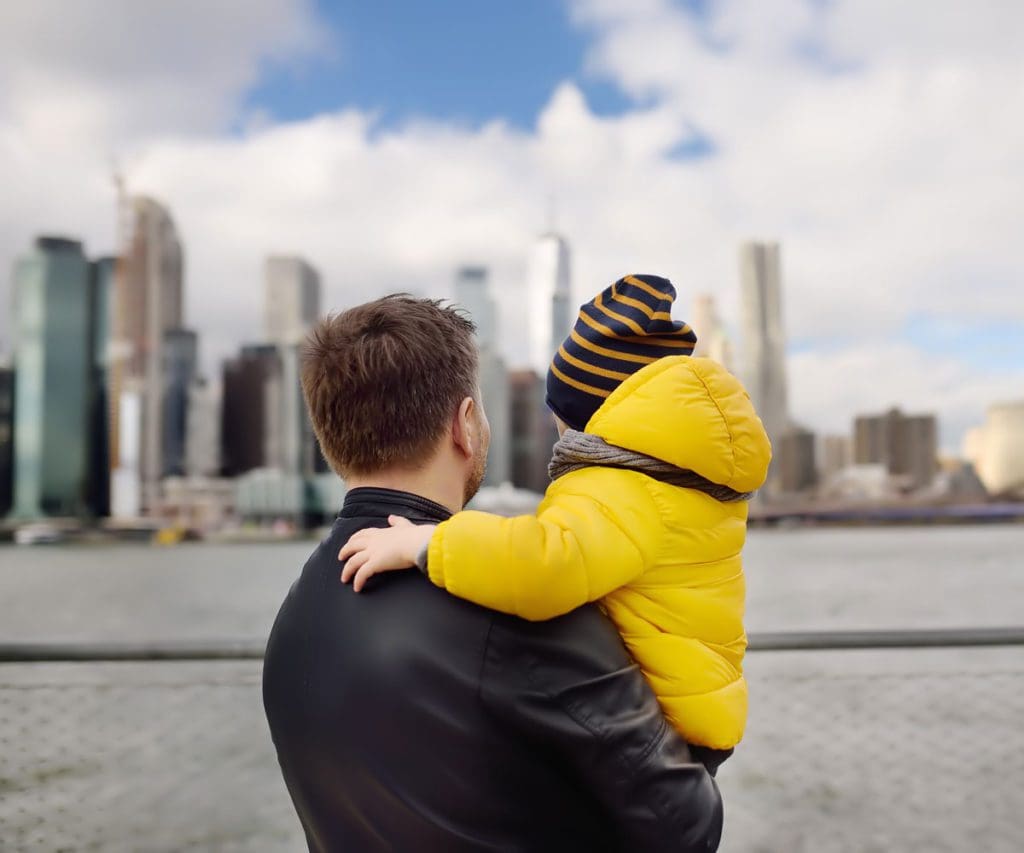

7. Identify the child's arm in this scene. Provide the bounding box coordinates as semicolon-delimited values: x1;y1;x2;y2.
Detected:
340;471;660;620
339;516;435;591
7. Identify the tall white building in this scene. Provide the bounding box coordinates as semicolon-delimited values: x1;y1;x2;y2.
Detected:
264;256;321;347
263;256;321;477
691;293;734;371
455;266;510;486
455;266;498;349
111;196;184;516
525;233;572;374
739;242;789;447
185;379;221;478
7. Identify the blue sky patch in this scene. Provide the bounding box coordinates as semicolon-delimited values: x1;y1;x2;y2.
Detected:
903;315;1024;374
243;0;646;131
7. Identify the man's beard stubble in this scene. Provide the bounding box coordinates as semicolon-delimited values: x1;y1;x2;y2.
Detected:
463;441;488;506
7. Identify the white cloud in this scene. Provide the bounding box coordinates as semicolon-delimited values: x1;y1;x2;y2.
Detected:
0;0;327;354
0;0;1021;453
0;0;328;142
790;343;1024;453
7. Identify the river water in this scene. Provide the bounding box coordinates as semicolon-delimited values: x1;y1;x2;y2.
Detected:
1;525;1022;643
1;525;1022;851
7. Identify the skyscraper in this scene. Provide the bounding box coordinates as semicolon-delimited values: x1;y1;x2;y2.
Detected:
525;233;572;374
264;256;321;347
777;426;818;494
185;378;221;478
739;242;789;446
162;328;198;477
111;196;184;514
0;279;11;362
455;266;510;486
853;407;938;491
86;258;116;518
691;293;734;371
263;256;322;477
0;366;13;517
455;266;498;349
508;368;558;494
819;434;853;482
220;345;281;477
970;400;1024;497
9;237;93;518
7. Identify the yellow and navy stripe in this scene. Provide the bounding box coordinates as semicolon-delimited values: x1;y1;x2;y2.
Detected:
546;274;697;429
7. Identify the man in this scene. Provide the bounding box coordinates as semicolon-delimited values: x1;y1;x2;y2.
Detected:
263;295;723;851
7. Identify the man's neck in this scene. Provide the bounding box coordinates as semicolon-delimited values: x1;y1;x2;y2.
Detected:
344;467;464;516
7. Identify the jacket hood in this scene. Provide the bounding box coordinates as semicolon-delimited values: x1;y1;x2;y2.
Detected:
584;356;772;493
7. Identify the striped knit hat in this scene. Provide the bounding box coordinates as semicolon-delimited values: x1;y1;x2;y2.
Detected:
546;274;697;431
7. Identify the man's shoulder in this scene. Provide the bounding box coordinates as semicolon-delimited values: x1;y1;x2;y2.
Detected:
483;603;634;693
270;516;498;663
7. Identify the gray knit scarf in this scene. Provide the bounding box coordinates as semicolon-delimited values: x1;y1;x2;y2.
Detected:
548;429;752;503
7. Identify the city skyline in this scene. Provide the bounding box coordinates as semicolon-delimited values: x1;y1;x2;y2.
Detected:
1;2;1022;454
2;215;1020;523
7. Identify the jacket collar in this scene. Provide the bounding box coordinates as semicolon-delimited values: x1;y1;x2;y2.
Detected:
339;487;453;524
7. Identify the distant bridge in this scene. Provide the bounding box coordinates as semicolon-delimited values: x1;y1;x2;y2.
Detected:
749;501;1024;526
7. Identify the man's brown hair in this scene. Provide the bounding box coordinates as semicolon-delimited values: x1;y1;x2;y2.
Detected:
301;294;478;477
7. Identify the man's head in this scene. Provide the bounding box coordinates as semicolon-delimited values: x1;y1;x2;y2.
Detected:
302;295;489;505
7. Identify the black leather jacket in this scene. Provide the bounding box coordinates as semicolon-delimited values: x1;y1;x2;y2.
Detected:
263;487;722;852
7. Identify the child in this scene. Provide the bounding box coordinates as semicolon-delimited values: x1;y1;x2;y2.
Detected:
339;274;771;761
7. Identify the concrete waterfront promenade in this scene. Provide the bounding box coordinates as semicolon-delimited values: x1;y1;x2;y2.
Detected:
1;643;1021;851
1;526;1023;850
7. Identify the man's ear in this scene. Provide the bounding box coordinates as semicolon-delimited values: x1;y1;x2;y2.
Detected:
451;396;476;460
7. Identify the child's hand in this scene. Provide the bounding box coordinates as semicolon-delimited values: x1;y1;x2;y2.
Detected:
338;515;437;592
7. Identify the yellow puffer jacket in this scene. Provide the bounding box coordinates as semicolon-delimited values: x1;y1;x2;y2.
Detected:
426;356;772;749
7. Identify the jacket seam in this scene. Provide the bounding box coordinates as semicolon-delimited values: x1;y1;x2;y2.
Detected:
690;363;738;482
555;486;649;578
523;659;668;794
477;616;497;707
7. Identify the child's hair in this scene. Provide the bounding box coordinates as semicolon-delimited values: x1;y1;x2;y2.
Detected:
546;274;697;431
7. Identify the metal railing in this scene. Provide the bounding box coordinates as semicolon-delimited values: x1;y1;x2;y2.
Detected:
3;626;1024;662
2;629;1022;852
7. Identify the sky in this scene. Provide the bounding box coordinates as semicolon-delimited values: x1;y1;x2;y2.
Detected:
0;0;1022;453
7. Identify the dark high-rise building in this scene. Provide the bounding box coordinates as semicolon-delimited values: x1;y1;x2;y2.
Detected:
0;367;13;516
854;407;938;490
509;369;557;494
86;258;115;517
220;345;281;477
8;238;113;519
9;237;92;518
162;329;198;477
